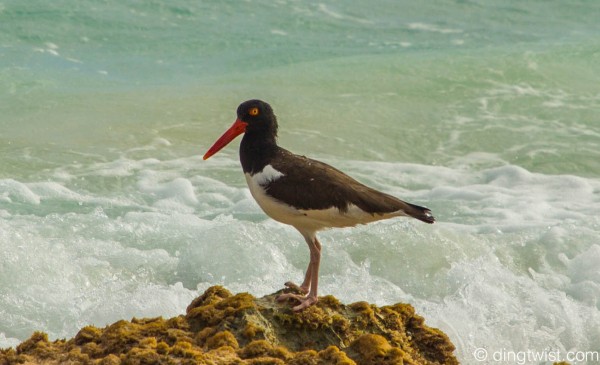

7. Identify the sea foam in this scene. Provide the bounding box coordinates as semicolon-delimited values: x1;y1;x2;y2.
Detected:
1;153;598;360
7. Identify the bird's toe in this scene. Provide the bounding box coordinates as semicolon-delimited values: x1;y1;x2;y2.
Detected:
284;281;309;294
292;296;318;311
276;292;306;303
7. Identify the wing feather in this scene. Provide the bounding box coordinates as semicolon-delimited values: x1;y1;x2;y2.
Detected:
263;148;434;223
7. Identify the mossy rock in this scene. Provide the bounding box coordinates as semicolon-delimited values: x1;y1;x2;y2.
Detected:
0;286;458;365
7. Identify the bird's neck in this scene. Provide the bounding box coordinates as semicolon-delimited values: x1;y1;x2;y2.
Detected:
239;131;279;174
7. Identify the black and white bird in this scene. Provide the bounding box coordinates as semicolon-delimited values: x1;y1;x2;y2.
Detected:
203;100;434;311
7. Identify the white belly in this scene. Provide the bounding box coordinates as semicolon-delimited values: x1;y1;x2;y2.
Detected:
244;166;401;232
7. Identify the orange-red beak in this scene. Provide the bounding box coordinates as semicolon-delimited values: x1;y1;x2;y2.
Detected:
203;118;248;160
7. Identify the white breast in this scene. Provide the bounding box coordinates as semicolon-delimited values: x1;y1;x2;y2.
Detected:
252;164;285;186
245;165;302;226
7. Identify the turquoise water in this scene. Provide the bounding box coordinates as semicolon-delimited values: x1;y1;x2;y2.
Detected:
1;1;600;363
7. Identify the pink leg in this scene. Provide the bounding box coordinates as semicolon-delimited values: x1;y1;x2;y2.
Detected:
292;236;321;311
299;260;313;292
280;262;311;294
276;232;321;311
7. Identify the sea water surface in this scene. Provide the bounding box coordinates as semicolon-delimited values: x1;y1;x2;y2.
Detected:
1;1;600;363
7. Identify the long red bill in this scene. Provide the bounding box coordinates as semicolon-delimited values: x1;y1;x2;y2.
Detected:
203;118;248;160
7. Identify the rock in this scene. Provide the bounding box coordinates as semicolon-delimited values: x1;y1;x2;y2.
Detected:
0;286;458;364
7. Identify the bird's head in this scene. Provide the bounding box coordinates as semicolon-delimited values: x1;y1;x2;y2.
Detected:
203;99;277;160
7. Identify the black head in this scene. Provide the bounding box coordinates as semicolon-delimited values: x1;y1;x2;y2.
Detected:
203;99;279;160
236;99;278;136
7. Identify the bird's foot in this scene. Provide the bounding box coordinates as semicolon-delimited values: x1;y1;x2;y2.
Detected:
283;281;309;294
276;281;318;311
276;292;306;303
291;295;318;312
276;292;318;311
276;286;318;312
276;282;306;302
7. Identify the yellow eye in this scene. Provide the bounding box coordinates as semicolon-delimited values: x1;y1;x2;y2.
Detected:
249;107;259;116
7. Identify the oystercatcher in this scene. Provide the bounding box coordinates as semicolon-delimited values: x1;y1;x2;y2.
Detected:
203;100;435;311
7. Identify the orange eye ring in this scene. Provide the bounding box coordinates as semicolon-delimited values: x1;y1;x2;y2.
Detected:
249;107;259;116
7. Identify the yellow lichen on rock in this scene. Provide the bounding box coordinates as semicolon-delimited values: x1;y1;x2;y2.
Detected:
348;334;411;365
206;330;239;350
0;286;458;365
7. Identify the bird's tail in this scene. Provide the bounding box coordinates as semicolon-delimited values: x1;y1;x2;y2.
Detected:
405;202;435;224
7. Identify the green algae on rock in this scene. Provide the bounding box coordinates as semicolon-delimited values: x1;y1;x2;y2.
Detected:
0;286;458;365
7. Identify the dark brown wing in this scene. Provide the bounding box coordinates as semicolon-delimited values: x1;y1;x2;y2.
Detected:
265;148;434;224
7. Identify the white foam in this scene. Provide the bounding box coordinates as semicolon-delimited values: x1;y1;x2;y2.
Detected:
28;181;86;201
408;22;463;34
91;158;161;177
318;4;343;19
316;3;371;24
1;153;598;362
0;179;41;204
137;174;199;206
270;29;288;36
0;333;20;349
